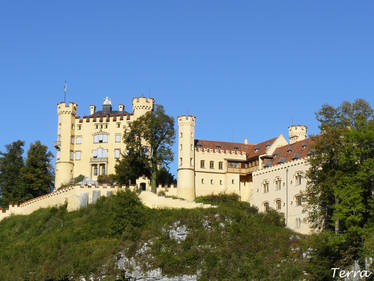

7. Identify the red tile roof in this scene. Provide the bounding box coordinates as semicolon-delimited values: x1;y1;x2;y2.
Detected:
195;137;278;159
263;138;314;168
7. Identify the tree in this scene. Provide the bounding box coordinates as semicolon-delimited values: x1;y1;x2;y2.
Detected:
21;141;54;200
0;140;25;208
115;105;175;192
304;99;374;259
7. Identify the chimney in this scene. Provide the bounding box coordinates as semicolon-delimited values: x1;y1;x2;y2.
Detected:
119;104;124;112
90;105;96;115
244;138;248;144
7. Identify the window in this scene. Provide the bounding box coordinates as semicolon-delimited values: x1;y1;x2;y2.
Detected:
220;180;222;185
76;136;82;144
93;148;108;158
94;165;98;176
76;151;81;160
276;199;281;210
201;178;204;184
180;144;182;151
232;179;234;184
210;161;214;169
78;125;81;130
264;202;270;212
263;181;269;193
70;150;74;160
115;149;120;159
295;173;302;185
115;135;121;143
191;144;193;151
94;134;108;143
275;178;281;191
296;218;301;229
296;195;302;206
200;160;205;168
218;162;223;170
71;124;75;129
180;132;183;138
57;135;61;142
96;124;99;129
117;123;120;128
180;157;183;166
56;150;60;160
190;158;193;166
101;165;106;175
71;136;74;144
210;179;213;185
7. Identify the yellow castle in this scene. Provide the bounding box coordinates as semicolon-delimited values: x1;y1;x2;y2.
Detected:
54;97;154;188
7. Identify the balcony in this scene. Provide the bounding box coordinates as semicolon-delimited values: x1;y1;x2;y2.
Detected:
227;166;258;175
90;157;108;163
54;141;61;149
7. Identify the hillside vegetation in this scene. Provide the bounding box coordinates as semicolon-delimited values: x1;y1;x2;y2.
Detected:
0;190;307;281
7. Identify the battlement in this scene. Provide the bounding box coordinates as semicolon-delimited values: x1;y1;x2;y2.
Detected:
288;125;307;144
178;115;196;122
195;147;246;156
57;102;77;115
132;97;154;109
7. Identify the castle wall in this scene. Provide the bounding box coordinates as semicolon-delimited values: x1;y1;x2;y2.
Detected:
252;158;312;234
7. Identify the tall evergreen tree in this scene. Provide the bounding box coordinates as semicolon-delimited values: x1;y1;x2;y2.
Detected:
0;140;25;208
21;141;54;200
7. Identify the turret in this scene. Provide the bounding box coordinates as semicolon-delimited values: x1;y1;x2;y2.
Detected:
132;97;154;118
288;125;307;144
177;115;196;201
55;102;77;188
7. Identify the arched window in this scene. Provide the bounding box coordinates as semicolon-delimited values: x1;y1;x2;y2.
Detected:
275;199;281;210
275;177;281;191
263;180;269;193
263;202;270;212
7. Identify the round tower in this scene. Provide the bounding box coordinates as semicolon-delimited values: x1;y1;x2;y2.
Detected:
55;102;77;188
288;125;307;144
132;97;154;118
177;115;196;201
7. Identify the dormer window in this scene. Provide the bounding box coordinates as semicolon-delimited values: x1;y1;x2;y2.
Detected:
287;146;293;153
216;145;221;149
234;146;239;150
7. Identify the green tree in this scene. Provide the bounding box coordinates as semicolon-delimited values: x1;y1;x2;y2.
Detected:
21;141;54;200
304;99;374;260
0;140;25;208
115;105;175;192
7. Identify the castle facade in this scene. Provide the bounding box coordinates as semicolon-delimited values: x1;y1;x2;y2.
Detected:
55;97;154;188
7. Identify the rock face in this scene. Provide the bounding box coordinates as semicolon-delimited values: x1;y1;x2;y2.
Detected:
117;251;198;281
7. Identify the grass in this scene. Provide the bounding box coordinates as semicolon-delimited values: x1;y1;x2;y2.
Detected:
0;190;307;281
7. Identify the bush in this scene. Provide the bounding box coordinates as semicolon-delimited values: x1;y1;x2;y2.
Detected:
97;174;116;185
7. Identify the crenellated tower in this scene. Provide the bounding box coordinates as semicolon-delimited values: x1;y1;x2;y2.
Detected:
177;115;196;201
55;102;77;188
132;97;154;118
288;125;307;144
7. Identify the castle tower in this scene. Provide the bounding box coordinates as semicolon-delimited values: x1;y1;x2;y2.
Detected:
177;115;196;201
288;125;307;144
55;102;77;188
132;97;154;118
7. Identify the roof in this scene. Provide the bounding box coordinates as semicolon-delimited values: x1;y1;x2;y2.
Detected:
90;110;129;117
195;137;278;159
263;138;314;168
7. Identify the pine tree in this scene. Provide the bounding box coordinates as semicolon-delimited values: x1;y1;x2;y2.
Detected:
0;140;25;208
21;141;54;200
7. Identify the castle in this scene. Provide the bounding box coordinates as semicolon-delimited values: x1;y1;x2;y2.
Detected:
1;97;314;234
177;115;313;234
55;97;154;187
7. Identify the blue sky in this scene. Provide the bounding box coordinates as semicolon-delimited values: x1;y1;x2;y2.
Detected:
0;1;373;176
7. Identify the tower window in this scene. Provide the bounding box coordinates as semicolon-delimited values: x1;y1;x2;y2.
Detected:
56;150;60;160
201;178;204;184
200;160;205;168
75;151;81;160
180;144;182;151
210;179;213;185
180;132;183;138
232;179;234;184
210;161;214;169
70;150;74;160
115;135;121;143
180;157;183;166
71;137;74;144
76;136;82;144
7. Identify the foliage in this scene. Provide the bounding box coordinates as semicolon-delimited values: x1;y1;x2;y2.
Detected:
0;193;306;281
303;98;374;276
58;174;85;189
21;141;54;200
156;167;176;186
97;174;116;185
0;140;25;208
115;105;175;192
